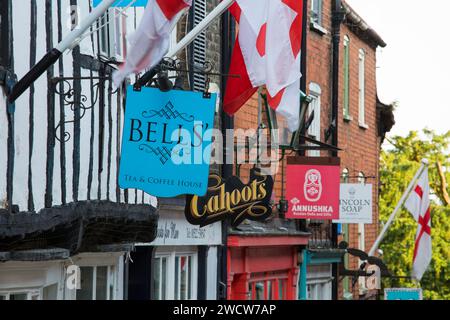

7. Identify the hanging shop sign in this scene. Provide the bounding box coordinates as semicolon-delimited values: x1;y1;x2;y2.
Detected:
334;184;373;224
185;168;274;227
384;288;423;300
286;157;340;220
119;85;216;198
93;0;148;7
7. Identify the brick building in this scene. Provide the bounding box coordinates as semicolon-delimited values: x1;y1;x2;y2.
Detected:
228;0;394;300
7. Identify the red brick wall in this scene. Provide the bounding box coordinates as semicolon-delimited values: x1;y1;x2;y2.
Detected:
337;22;381;299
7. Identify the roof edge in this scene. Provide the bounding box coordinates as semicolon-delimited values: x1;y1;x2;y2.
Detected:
341;1;387;48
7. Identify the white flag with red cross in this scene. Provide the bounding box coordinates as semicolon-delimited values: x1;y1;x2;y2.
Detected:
224;0;304;132
113;0;192;87
404;167;432;281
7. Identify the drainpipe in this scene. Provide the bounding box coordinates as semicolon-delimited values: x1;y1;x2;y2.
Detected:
331;0;344;157
219;9;234;301
296;0;309;291
331;0;345;301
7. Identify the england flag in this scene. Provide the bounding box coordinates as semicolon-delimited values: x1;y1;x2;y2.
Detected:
404;167;432;281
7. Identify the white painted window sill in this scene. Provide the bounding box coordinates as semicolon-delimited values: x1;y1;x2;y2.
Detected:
359;123;369;130
310;21;328;36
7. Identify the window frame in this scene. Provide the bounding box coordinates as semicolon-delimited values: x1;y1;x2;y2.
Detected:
249;272;289;301
311;0;323;26
343;36;352;121
307;83;322;157
111;8;127;61
153;247;198;300
76;265;117;301
98;12;111;58
0;289;41;300
357;171;368;294
358;49;368;128
306;264;333;301
97;9;127;61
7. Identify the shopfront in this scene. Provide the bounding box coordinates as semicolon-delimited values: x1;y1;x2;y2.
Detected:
128;198;222;300
0;252;126;300
226;221;309;301
298;249;345;300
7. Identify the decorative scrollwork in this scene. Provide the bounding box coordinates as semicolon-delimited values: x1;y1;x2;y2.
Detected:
53;77;111;143
141;102;194;122
139;144;173;165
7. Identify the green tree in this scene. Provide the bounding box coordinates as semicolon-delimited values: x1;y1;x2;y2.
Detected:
380;130;450;300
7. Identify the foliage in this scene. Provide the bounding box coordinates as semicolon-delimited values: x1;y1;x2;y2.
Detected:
380;130;450;300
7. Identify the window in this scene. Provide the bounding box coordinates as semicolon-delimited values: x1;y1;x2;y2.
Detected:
153;256;169;300
311;0;323;25
0;290;41;300
175;255;194;300
98;9;127;60
357;171;367;294
343;36;351;120
306;265;332;300
358;49;367;128
43;284;59;300
76;266;116;300
249;274;288;301
152;249;198;300
112;9;127;60
358;171;366;184
308;83;322;157
342;168;349;183
337;170;351;295
99;12;110;57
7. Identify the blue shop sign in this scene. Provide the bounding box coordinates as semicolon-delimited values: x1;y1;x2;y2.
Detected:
93;0;148;7
384;288;423;300
119;86;216;198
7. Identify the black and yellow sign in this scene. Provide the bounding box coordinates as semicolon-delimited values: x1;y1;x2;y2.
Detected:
185;168;274;227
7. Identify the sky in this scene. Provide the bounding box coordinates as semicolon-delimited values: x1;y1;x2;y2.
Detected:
346;0;450;137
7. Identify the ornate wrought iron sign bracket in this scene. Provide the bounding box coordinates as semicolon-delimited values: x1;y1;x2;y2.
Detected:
50;76;118;143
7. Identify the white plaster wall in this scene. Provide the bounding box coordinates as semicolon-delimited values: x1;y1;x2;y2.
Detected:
5;0;157;214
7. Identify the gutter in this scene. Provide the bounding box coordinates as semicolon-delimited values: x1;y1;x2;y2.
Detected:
341;2;387;48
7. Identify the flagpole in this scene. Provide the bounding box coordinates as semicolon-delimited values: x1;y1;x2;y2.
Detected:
8;0;117;103
368;159;429;256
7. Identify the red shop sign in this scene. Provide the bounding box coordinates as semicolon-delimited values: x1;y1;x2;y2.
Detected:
286;157;341;220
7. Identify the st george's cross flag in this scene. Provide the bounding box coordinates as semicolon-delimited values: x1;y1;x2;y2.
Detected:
224;0;304;132
113;0;191;87
404;167;432;281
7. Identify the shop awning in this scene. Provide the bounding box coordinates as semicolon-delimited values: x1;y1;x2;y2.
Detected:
228;218;310;247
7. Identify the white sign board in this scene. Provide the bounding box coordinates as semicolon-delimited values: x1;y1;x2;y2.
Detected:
334;184;373;224
148;213;222;246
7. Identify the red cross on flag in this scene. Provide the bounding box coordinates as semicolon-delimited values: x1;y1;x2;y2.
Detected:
113;0;192;87
404;167;432;281
224;0;304;132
